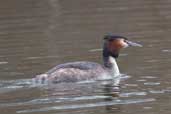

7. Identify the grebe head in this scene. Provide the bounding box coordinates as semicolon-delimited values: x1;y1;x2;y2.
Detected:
103;35;142;58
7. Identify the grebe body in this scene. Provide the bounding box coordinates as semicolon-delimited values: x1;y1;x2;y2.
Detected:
35;35;142;84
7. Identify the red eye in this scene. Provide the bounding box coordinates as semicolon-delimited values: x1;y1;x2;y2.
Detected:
124;39;128;43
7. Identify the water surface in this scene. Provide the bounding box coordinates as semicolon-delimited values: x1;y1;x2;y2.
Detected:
0;0;171;114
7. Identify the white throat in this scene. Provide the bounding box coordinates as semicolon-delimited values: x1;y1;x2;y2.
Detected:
108;56;120;77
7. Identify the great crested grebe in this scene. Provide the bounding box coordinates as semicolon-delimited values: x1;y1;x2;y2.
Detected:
35;35;142;84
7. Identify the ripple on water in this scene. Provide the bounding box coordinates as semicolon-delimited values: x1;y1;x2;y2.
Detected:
143;107;152;110
25;55;59;60
137;79;147;82
141;76;157;79
124;84;138;87
17;98;155;113
144;82;160;86
162;49;171;53
0;77;157;114
120;91;147;97
0;95;112;107
0;79;33;94
149;90;165;94
164;88;171;93
0;61;8;65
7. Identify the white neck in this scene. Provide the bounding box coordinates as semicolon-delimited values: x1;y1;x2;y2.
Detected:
108;56;120;77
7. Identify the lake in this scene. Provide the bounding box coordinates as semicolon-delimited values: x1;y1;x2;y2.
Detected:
0;0;171;114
